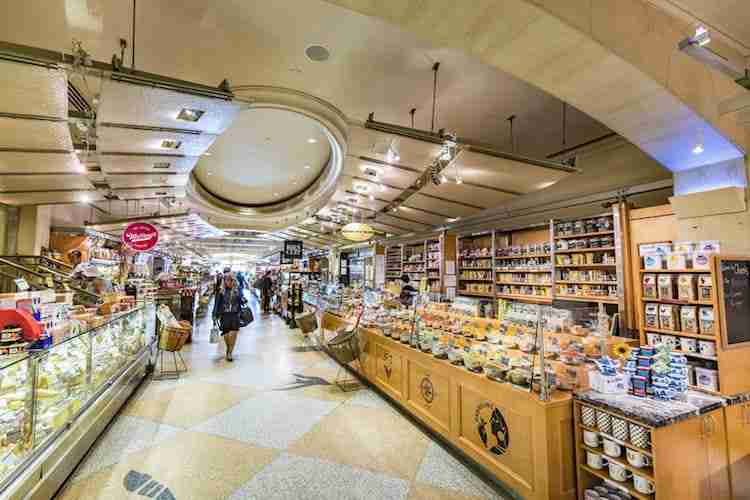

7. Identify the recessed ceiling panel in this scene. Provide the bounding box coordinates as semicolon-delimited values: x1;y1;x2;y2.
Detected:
374;213;429;232
99;154;198;174
104;174;189;189
455;150;571;194
348;125;440;171
369;222;405;235
97;126;216;156
0;191;101;205
0;118;72;150
408;193;483;218
0;60;67;118
192;108;330;205
97;80;242;134
111;186;186;199
340;174;401;201
0;152;79;173
0;174;93;192
419;182;517;209
395;206;450;226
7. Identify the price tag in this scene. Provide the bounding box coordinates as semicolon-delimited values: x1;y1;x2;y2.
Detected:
14;278;29;291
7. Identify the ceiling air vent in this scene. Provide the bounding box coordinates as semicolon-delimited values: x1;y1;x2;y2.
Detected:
153;162;171;169
155;191;168;196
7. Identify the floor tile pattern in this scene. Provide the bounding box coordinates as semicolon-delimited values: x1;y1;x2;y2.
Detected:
57;298;509;500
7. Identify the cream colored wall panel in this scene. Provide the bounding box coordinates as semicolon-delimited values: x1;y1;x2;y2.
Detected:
97;80;241;134
0;118;72;150
97;126;216;156
0;152;79;173
99;154;198;174
375;213;430;232
0;60;67;118
392;206;446;226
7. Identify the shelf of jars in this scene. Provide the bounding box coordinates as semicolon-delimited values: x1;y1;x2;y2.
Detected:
457;232;494;297
385;245;403;284
0;305;155;491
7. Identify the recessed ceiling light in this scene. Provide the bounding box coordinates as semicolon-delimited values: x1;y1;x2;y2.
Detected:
207;172;213;176
177;108;205;122
305;45;331;62
307;138;317;144
446;217;460;223
392;206;399;212
692;143;705;155
368;194;375;201
161;139;181;149
304;164;311;169
80;194;90;204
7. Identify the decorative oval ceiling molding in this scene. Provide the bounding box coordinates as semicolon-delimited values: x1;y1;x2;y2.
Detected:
186;86;349;231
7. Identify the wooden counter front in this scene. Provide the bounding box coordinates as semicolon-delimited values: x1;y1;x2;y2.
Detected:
352;323;576;500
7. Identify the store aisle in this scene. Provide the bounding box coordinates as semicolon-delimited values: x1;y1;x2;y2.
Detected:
56;300;508;500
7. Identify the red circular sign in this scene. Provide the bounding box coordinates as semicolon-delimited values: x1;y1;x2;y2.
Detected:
122;222;159;252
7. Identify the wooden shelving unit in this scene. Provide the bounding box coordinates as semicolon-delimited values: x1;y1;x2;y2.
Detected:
385;245;403;286
457;232;494;298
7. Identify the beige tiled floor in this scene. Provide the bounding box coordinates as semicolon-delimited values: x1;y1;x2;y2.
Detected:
57;300;509;500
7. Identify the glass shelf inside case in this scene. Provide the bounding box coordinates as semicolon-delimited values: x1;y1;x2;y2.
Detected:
0;356;33;483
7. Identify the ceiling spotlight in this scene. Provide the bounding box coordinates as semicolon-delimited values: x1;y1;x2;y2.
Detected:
304;164;311;169
693;25;711;47
307;138;317;144
391;206;399;212
161;139;182;149
368;194;375;201
455;176;463;184
207;171;213;176
692;143;705;155
80;194;91;204
177;108;205;122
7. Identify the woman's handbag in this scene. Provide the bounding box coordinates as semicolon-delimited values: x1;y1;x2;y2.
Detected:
239;305;254;327
210;319;220;344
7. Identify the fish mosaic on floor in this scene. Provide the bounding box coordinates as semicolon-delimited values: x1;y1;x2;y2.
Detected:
274;373;331;391
124;470;176;500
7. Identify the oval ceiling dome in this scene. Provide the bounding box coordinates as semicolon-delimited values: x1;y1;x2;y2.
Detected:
186;86;348;231
193;108;331;206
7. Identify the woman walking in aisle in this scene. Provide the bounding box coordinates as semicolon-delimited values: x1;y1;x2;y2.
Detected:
213;272;245;361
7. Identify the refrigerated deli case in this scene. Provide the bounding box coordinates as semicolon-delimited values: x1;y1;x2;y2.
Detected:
0;304;156;498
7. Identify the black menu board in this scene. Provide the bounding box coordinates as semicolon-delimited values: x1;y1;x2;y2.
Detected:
717;257;750;349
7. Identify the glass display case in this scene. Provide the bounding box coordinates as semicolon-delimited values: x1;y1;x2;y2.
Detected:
0;305;155;491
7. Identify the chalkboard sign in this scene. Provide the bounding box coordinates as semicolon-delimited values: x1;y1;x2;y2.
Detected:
717;256;750;349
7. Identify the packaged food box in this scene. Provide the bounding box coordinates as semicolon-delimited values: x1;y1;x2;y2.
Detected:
659;304;679;331
692;252;711;270
699;241;721;254
695;367;719;392
680;306;698;333
658;274;677;300
699;307;715;335
667;253;688;270
642;274;658;299
678;275;698;302
644;304;659;328
643;254;664;270
673;242;697;254
698;274;713;302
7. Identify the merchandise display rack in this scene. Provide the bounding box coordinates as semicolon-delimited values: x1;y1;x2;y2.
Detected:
385;245;403;284
455;209;626;319
457;232;494;297
403;241;427;282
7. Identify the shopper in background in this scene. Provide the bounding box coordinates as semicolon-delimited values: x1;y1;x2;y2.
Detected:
258;271;272;314
399;274;417;306
213;272;245;361
213;271;223;295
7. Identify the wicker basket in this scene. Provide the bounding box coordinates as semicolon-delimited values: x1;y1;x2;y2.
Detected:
297;312;318;335
327;328;360;365
160;321;191;352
